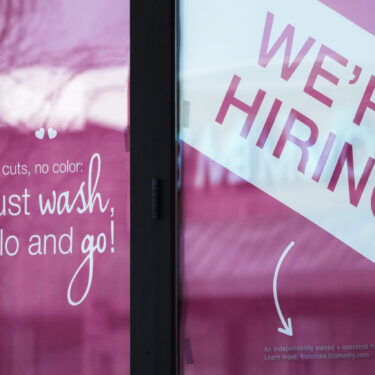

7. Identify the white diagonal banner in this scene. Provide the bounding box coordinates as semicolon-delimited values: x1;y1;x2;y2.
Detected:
180;0;375;262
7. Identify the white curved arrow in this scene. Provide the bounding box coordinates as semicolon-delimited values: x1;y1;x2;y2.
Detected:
273;241;295;336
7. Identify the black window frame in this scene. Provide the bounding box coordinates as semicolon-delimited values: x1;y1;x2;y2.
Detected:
130;0;178;374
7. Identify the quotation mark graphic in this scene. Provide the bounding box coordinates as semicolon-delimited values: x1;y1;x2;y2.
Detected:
35;128;58;140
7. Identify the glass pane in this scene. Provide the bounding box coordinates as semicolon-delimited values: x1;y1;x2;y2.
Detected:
0;1;129;374
179;1;375;374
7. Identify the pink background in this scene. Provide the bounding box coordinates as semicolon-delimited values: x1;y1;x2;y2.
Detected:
0;1;129;374
180;1;375;374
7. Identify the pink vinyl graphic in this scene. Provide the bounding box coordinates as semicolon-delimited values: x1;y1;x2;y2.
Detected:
0;1;129;374
179;0;375;374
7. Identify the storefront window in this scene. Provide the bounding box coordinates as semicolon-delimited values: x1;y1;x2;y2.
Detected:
179;1;375;374
0;1;130;374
